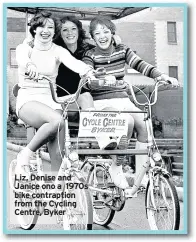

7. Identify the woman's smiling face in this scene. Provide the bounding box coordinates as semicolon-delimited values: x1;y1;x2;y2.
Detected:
92;24;113;50
61;21;79;45
34;18;55;43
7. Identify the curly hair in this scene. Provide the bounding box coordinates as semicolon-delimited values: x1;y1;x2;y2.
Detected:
89;16;116;38
28;11;59;39
54;16;86;48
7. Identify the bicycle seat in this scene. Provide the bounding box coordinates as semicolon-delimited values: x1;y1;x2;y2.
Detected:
12;83;20;97
12;84;33;128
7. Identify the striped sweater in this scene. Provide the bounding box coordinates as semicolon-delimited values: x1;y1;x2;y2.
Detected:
82;44;162;100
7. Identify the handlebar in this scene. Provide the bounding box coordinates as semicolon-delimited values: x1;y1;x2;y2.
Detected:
90;67;173;107
25;73;87;105
44;75;75;105
129;80;171;106
25;69;173;107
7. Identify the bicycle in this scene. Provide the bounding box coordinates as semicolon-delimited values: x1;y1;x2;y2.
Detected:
80;80;180;230
9;75;93;230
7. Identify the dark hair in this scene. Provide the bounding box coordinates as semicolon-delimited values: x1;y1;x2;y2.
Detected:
54;16;86;48
28;11;58;39
89;16;116;38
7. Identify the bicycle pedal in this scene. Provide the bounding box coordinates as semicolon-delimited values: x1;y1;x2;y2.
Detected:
94;200;105;207
96;183;105;188
106;182;116;188
94;200;106;209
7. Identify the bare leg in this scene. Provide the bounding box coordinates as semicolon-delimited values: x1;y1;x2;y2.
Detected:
97;107;134;189
18;101;65;152
16;101;64;177
47;110;65;172
124;107;148;188
130;112;148;143
77;92;94;110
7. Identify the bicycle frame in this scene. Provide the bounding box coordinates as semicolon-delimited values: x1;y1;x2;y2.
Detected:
82;81;172;201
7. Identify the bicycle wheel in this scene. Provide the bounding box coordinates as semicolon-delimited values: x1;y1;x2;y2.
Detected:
145;173;180;230
9;159;39;230
62;174;93;230
87;164;115;226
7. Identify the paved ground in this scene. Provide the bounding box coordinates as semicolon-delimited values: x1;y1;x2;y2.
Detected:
6;149;184;232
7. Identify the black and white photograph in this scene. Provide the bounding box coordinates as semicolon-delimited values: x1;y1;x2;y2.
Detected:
4;3;187;234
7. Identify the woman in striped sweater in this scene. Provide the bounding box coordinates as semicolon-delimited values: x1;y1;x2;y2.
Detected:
83;17;179;189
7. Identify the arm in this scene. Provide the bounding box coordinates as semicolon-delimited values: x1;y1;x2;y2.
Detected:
16;43;33;69
56;46;92;77
125;46;179;86
16;43;38;79
82;51;105;90
125;46;162;78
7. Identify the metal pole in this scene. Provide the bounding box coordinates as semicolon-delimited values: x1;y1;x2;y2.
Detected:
25;8;28;37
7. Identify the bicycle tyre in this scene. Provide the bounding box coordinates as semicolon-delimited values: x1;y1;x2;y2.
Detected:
62;174;93;230
9;159;39;230
87;164;115;226
145;173;180;230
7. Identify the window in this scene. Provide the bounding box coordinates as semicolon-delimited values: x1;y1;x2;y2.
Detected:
167;22;177;44
169;66;178;79
10;48;18;68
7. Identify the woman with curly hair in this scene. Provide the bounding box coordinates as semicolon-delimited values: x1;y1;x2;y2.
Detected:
54;16;95;117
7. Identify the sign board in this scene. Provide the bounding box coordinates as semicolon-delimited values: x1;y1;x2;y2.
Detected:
78;111;128;137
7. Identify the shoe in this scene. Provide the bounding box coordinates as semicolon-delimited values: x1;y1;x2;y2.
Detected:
118;135;129;150
15;152;30;180
97;137;118;150
104;139;118;150
116;135;129;165
109;164;129;189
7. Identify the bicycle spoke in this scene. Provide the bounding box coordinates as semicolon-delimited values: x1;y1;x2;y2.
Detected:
146;174;179;230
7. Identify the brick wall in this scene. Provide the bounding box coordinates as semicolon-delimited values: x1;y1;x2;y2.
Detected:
153;88;183;121
8;126;27;138
115;22;155;65
7;17;26;32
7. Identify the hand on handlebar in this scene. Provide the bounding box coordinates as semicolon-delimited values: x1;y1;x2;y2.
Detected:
104;75;117;86
157;74;179;88
86;68;105;87
26;63;39;81
88;68;117;87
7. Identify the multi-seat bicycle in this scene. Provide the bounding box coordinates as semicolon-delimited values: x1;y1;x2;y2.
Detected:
9;72;180;231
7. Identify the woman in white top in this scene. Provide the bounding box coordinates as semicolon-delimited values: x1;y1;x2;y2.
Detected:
15;11;92;176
